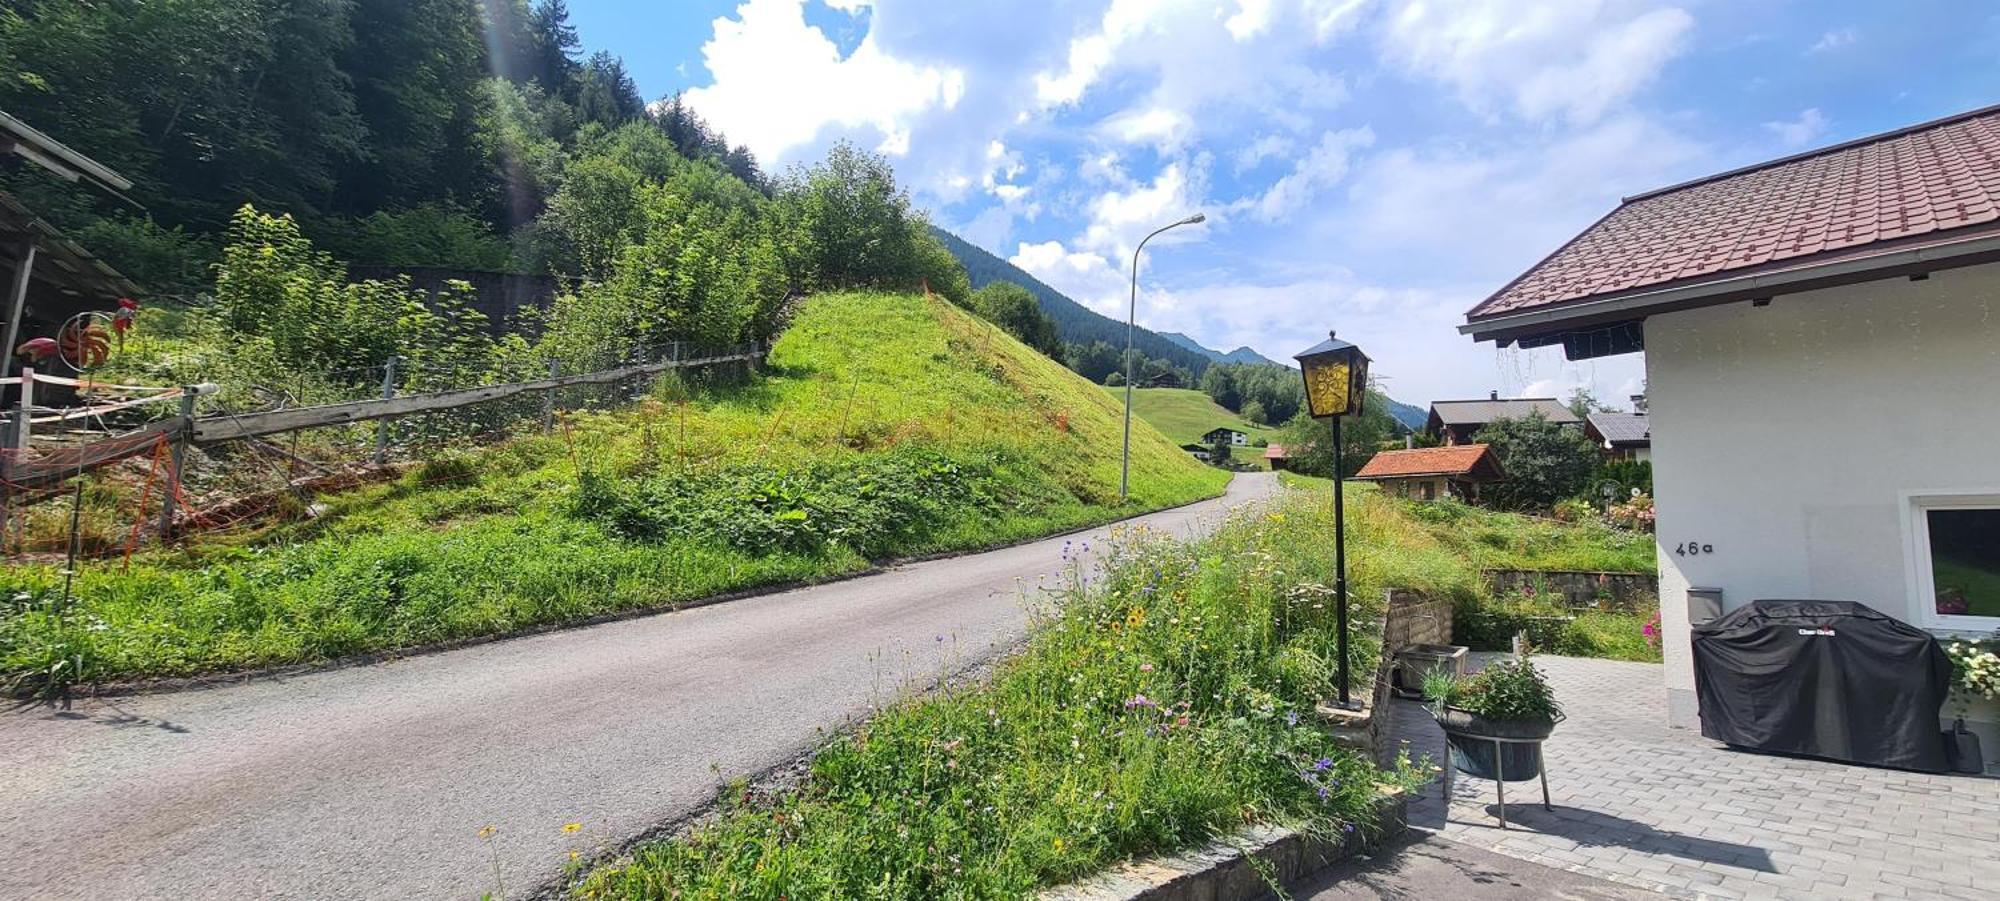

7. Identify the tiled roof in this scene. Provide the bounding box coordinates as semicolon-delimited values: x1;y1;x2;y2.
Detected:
1586;411;1650;445
1469;104;2000;320
1429;398;1579;427
1354;444;1498;480
1263;444;1288;459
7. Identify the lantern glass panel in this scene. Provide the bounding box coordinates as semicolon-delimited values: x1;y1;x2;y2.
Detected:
1303;357;1350;418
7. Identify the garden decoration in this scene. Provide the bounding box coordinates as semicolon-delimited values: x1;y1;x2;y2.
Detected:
1423;656;1564;829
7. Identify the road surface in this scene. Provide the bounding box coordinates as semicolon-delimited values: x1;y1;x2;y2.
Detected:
1;473;1276;900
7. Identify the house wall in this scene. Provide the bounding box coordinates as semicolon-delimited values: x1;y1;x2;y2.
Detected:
1648;262;2000;762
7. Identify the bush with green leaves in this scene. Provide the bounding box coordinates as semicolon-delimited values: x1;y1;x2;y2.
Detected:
211;205;500;379
1471;412;1598;511
1425;657;1564;724
774;142;969;304
967;280;1062;357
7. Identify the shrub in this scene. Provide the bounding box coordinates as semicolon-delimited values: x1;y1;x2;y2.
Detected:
1426;657;1563;723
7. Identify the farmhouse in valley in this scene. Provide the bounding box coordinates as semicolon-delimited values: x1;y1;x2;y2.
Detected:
1200;426;1248;446
1424;393;1579;445
1460;102;2000;767
1263;444;1290;471
1351;443;1503;502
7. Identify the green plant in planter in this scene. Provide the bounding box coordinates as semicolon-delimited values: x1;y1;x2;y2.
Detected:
1424;657;1564;725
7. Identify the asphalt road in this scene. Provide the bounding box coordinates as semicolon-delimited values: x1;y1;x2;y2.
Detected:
0;472;1276;900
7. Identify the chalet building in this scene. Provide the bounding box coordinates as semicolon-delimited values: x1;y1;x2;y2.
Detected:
1424;393;1579;445
1200;427;1248;447
1352;443;1504;503
1460;102;2000;767
1585;411;1651;462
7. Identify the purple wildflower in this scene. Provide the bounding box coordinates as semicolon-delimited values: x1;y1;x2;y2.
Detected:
1285;711;1299;727
1123;694;1157;710
1313;757;1334;772
1316;786;1330;800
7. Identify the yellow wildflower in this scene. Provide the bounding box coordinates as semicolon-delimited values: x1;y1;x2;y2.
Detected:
562;822;583;834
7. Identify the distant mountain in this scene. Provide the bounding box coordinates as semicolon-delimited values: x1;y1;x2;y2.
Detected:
1382;397;1427;432
1157;332;1285;367
932;228;1215;375
934;229;1431;428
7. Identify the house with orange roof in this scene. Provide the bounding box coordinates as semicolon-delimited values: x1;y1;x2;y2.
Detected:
1351;443;1503;503
1459;102;2000;765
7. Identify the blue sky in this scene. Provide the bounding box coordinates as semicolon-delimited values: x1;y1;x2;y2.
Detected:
568;0;2000;406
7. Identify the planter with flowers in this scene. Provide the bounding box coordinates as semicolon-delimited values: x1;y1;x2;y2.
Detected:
1944;636;1999;773
1422;656;1564;827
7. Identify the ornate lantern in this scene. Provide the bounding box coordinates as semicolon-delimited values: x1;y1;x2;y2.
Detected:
1295;332;1369;419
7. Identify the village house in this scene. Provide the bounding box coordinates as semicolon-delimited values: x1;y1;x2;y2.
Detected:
1424;392;1579;445
1199;426;1248;447
1351;443;1503;503
1584;410;1651;462
1262;444;1290;471
1460;103;2000;767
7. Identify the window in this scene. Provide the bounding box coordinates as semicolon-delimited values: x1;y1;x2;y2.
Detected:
1908;495;2000;629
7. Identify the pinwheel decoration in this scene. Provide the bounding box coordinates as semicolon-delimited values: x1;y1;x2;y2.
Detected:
15;304;133;373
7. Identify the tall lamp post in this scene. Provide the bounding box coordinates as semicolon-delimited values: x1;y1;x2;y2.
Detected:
1295;331;1371;709
1120;212;1205;500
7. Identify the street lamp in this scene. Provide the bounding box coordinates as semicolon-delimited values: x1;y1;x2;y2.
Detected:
1295;330;1370;709
1120;212;1205;500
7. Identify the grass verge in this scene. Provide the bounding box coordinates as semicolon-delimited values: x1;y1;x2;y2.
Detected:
570;483;1462;899
1;292;1227;690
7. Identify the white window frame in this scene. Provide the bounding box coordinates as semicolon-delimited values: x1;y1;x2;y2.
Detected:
1901;490;2000;633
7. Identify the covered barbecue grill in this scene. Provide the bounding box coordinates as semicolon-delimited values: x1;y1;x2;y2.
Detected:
1691;600;1952;772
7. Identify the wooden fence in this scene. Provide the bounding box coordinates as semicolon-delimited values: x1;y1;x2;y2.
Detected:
0;345;763;495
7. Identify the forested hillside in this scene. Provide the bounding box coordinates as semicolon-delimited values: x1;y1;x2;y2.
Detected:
931;227;1214;375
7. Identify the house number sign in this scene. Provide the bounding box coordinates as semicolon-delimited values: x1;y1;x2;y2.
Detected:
1674;541;1714;557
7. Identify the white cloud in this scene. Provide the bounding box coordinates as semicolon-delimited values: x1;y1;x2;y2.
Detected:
1764;108;1828;148
1251;126;1374;222
1226;0;1276;41
1234;134;1298;173
1033;0;1163;107
1081;160;1210;254
1809;27;1857;53
1098;106;1196;151
1010;240;1132;316
1378;1;1694;123
683;0;966;165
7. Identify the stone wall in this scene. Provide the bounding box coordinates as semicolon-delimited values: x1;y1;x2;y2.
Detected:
1324;589;1454;765
1484;569;1657;611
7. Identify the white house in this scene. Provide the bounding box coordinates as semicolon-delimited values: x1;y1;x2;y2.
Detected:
1461;104;2000;767
1200;427;1248;447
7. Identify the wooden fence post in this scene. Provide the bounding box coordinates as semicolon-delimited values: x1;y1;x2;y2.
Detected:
541;358;559;432
159;387;198;539
14;366;33;452
374;356;399;464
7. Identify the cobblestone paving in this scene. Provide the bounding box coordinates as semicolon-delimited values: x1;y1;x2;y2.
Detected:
1392;655;2000;900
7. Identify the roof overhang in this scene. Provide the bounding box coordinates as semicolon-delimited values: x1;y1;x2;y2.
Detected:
1461;226;2000;355
0;108;133;192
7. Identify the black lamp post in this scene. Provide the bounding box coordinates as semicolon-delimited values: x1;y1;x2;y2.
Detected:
1295;331;1370;709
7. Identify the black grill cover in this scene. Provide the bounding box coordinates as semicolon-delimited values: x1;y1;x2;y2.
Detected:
1691;600;1951;772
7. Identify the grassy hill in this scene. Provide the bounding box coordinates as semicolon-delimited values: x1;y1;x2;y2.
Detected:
1109;386;1281;454
1;292;1227;687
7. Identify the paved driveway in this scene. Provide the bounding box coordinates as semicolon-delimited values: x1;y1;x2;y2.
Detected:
0;474;1276;900
1394;655;2000;900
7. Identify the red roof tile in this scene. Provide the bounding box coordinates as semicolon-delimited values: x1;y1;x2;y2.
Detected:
1353;444;1499;480
1468;104;2000;321
1263;444;1288;459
